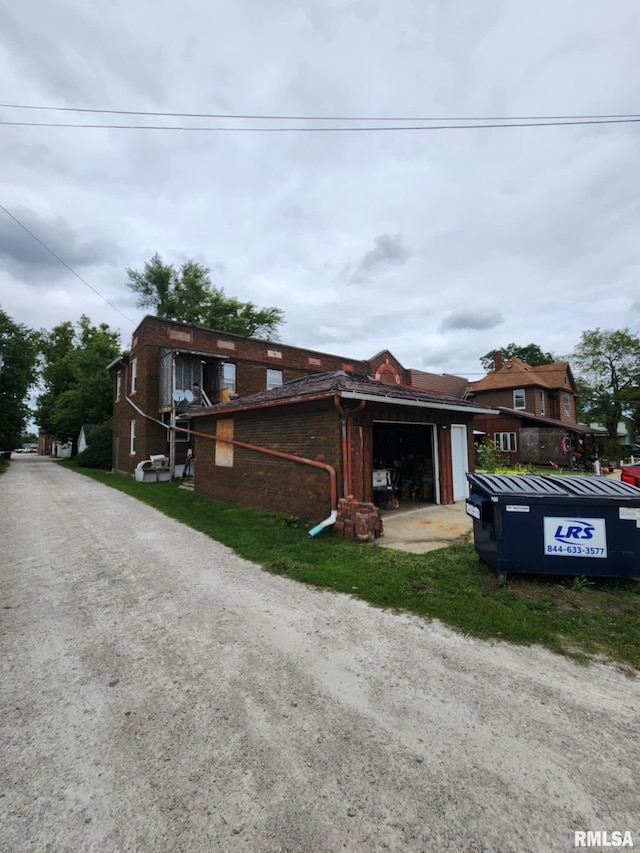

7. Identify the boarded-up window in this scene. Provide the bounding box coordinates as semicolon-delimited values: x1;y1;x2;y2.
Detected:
215;419;234;467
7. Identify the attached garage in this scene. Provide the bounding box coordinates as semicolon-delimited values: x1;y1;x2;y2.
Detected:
189;371;495;529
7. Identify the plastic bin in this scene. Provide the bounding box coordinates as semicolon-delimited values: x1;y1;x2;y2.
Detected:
466;473;640;580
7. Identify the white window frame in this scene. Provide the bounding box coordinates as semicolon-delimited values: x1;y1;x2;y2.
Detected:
494;432;517;452
116;370;122;401
129;419;136;455
563;392;571;417
513;389;526;409
130;357;138;393
223;362;236;394
539;390;545;414
266;369;283;390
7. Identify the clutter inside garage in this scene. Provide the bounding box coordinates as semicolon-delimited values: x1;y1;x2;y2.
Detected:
372;422;436;507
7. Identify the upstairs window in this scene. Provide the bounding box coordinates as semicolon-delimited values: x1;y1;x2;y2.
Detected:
539;390;545;414
563;392;571;417
513;388;526;409
223;362;236;395
266;369;283;390
116;370;122;401
130;357;138;394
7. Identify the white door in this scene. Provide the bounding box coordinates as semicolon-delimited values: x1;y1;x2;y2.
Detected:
451;425;469;501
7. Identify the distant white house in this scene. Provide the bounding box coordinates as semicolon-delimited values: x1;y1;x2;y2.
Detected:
77;424;96;454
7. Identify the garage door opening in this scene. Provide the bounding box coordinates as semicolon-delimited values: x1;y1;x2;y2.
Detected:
372;422;437;507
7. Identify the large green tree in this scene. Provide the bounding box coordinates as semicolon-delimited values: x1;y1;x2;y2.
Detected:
35;316;121;443
570;328;640;439
479;342;557;372
0;308;39;450
126;253;285;340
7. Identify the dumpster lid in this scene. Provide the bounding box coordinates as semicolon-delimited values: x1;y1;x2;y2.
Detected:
466;473;640;500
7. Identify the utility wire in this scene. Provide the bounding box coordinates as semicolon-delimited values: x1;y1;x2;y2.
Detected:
0;202;135;326
2;118;640;132
1;103;639;122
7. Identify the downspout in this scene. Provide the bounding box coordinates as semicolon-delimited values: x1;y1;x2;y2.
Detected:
334;395;366;498
125;396;338;534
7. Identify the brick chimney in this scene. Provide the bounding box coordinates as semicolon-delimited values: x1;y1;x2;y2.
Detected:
493;352;503;371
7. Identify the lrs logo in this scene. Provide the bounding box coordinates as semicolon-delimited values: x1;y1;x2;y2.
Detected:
554;520;595;542
543;517;607;558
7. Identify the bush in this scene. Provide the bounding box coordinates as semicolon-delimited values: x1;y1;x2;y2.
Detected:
475;441;509;473
76;420;113;470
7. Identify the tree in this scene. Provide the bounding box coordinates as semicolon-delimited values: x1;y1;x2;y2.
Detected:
35;316;121;444
35;320;76;436
76;419;113;469
126;253;285;340
0;308;39;450
479;342;557;372
570;328;640;439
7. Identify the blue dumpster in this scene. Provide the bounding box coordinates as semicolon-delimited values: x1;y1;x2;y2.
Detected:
466;473;640;580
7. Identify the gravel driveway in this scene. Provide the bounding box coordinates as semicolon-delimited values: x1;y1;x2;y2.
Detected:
1;456;638;852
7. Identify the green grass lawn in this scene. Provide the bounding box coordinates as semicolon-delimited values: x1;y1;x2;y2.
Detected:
60;462;640;672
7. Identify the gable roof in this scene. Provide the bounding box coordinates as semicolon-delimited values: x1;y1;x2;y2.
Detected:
189;371;496;418
470;358;575;393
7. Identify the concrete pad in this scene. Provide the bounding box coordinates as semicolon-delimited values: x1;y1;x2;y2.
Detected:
375;501;472;554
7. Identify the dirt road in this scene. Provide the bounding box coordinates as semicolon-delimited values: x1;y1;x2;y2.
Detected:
1;457;638;852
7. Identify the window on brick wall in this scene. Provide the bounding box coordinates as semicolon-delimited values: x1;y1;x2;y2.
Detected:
539;390;545;414
130;358;138;393
266;369;283;390
223;362;236;394
129;419;136;455
161;414;190;443
513;389;525;409
563;392;571;417
494;432;517;452
116;370;122;401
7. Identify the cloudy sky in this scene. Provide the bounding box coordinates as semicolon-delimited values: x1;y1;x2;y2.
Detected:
1;0;639;380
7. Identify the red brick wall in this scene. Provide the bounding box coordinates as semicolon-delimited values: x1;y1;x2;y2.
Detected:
132;315;371;398
194;402;342;521
113;316;375;468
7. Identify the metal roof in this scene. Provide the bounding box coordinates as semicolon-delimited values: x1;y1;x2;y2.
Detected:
467;473;640;500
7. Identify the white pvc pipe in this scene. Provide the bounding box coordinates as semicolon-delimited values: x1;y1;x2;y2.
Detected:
308;510;338;538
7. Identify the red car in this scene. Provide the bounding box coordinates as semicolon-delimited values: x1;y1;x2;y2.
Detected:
621;463;640;488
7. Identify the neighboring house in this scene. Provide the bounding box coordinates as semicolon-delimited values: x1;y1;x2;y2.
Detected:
589;422;639;446
77;424;95;454
108;316;486;519
469;354;604;466
188;370;493;526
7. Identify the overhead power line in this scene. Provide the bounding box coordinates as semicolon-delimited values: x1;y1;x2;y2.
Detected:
1;103;639;122
0;202;135;326
2;118;640;132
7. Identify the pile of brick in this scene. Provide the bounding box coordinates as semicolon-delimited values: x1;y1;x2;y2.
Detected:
334;495;383;541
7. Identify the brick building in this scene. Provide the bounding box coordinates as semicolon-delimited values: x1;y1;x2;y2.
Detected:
109;315;492;523
469;354;603;465
188;371;492;529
